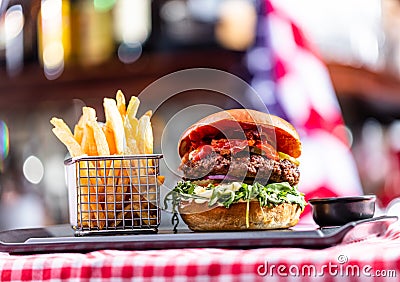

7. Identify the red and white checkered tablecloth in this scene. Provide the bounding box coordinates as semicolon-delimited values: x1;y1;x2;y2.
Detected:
0;224;399;281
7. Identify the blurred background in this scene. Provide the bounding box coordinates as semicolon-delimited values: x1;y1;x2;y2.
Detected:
0;0;400;230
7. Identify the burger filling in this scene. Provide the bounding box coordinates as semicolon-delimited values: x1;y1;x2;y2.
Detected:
181;154;300;186
173;181;306;210
180;128;300;186
166;180;306;228
166;127;306;228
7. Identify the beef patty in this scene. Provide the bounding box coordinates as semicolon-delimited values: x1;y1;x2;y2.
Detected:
180;153;300;186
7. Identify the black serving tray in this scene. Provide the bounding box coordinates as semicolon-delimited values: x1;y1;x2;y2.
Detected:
0;216;396;254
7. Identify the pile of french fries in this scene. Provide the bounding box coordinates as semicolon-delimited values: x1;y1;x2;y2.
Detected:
50;90;163;230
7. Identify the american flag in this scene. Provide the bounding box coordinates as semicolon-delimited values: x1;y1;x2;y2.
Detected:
246;0;363;222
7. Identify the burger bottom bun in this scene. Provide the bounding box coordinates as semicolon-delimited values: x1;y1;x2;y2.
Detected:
179;201;302;231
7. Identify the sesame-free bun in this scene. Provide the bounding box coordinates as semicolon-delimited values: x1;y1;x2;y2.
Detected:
179;201;302;231
178;109;301;158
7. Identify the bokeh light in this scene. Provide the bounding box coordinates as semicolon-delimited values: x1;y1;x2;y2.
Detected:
5;5;24;76
94;0;116;12
40;0;66;80
160;0;187;23
23;156;45;185
117;42;142;64
0;121;9;170
4;5;24;41
113;0;151;45
215;0;256;51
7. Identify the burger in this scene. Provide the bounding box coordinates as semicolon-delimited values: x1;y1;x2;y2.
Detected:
167;109;306;231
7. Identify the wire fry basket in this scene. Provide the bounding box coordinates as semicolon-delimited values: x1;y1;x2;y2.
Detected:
65;154;163;236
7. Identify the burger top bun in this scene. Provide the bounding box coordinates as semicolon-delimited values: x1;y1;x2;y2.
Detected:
178;109;302;158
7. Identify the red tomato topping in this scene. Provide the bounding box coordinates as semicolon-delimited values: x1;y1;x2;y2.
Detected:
189;138;278;161
189;145;214;162
255;143;279;160
211;139;248;155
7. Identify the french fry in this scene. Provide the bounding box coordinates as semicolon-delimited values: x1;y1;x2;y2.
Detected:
50;117;105;228
137;115;153;155
78;160;106;229
138;171;158;202
85;107;96;119
137;114;154;169
102;124;117;155
50;118;84;157
88;120;111;180
117;157;157;226
124;119;139;155
124;96;140;152
104;160;127;220
81;124;97;156
126;96;140;121
89;120;110;156
131;183;157;225
104;98;125;154
79;107;98;156
103;98;127;222
110;201;157;228
157;175;165;185
109;203;132;228
74;114;85;144
116;90;126;118
113;163;158;227
52;92;162;231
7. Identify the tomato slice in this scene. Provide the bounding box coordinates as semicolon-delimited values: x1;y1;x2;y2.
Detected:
211;139;248;155
211;139;278;159
189;145;214;162
255;143;279;160
189;135;279;162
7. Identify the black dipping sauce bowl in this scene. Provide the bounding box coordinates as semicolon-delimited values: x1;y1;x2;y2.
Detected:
309;195;376;227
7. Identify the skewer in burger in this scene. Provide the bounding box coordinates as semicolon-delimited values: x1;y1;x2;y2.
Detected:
168;109;306;231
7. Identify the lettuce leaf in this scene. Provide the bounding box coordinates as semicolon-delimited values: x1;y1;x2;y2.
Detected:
166;180;307;211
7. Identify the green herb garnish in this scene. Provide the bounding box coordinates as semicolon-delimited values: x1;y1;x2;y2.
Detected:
165;180;306;213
